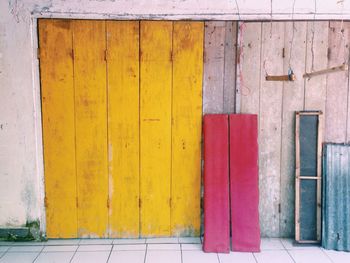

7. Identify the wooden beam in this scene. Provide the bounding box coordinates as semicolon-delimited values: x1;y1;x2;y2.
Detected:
266;73;296;81
303;64;348;79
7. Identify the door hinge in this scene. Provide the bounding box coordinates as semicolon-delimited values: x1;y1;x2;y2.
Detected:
278;203;281;213
37;48;40;60
107;198;110;209
169;198;172;207
76;197;79;208
139;198;142;208
282;47;285;58
44;196;48;208
104;49;108;61
170;50;173;62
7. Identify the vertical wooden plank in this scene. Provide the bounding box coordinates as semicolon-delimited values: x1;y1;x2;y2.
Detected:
223;22;237;113
203;115;230;253
295;113;301;241
259;22;284;237
230;114;260;252
73;20;108;237
348;72;350;143
280;22;307;237
39;19;77;238
140;21;172;237
304;21;329;113
347;72;350;143
316;113;323;241
238;22;262;115
325;21;350;143
203;21;226;114
107;21;140;238
171;22;203;237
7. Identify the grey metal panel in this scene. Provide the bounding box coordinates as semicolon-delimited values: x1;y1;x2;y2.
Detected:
322;143;350;251
300;115;318;176
300;179;317;240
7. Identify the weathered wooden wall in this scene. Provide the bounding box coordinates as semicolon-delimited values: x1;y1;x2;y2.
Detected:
203;21;237;114
237;21;350;237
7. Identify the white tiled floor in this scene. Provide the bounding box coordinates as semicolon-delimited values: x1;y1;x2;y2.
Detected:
35;252;75;263
0;238;350;262
108;250;145;263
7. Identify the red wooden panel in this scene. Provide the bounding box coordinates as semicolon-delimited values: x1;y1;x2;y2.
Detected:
203;114;230;253
230;114;260;252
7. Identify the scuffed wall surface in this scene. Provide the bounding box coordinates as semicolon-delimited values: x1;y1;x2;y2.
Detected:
5;0;350;20
0;0;40;229
1;0;350;237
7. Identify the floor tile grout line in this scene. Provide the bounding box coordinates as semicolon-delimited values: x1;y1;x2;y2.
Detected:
279;238;288;250
284;249;297;263
276;237;286;251
32;245;45;263
69;244;80;263
279;238;296;263
105;244;114;263
0;246;11;260
180;244;183;263
143;243;148;263
320;248;335;263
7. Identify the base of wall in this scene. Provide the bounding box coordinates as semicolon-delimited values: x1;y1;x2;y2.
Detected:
0;223;43;241
0;227;30;239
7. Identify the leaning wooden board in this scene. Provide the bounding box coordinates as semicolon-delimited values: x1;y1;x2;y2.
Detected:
203;114;230;253
230;114;260;252
295;111;323;243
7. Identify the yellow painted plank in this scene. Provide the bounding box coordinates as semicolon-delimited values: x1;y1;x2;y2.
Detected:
171;22;203;236
107;21;140;238
140;21;172;237
73;20;108;237
39;19;77;238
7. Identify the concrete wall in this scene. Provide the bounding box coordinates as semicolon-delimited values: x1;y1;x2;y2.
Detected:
1;0;350;238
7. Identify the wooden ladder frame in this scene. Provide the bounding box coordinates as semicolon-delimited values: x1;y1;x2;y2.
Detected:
295;111;323;243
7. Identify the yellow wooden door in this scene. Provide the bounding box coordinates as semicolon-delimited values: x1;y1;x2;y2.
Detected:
39;19;203;238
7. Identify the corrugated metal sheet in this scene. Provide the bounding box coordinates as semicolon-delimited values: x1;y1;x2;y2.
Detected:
322;143;350;251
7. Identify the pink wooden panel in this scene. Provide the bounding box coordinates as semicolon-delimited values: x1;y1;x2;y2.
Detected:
203;114;230;253
230;114;260;252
